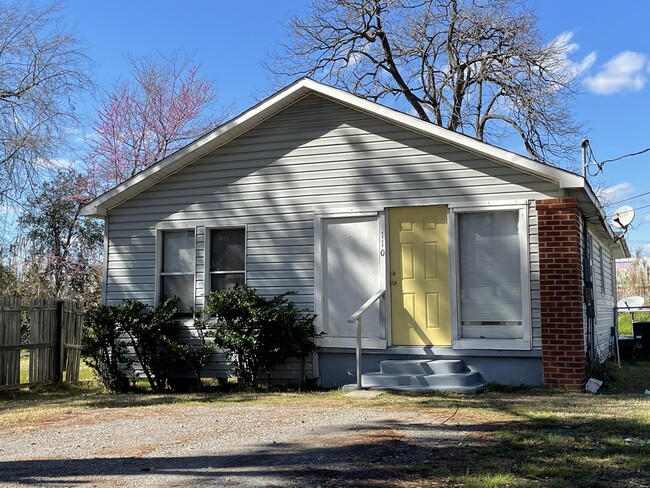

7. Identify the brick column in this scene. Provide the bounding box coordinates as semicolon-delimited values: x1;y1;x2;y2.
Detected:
536;198;585;390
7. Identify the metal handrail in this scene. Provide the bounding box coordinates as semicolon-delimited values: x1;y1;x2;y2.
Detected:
347;288;385;390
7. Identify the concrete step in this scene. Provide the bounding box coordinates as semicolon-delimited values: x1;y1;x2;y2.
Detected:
379;360;433;375
361;372;427;388
355;359;489;394
427;359;468;374
383;382;488;394
422;371;485;388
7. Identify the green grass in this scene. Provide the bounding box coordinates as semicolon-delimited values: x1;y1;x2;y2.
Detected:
1;361;649;488
19;354;95;384
618;311;650;335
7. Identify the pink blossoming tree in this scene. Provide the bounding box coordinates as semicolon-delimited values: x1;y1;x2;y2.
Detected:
85;54;224;196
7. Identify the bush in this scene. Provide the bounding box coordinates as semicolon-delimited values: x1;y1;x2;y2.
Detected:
83;298;209;392
118;298;183;392
204;285;317;390
82;304;133;392
171;310;217;390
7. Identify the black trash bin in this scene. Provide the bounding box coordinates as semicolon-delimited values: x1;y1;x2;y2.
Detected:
632;322;650;359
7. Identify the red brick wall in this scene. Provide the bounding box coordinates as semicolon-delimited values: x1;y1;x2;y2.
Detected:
536;198;586;390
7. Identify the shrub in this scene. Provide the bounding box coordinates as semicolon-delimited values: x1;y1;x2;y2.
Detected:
171;310;217;391
204;284;317;390
82;304;133;392
83;298;204;392
118;298;184;392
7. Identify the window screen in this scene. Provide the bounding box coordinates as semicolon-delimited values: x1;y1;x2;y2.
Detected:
160;229;195;312
209;228;245;292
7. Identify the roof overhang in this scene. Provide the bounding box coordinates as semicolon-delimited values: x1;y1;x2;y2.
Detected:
81;78;584;217
565;181;629;259
80;77;628;257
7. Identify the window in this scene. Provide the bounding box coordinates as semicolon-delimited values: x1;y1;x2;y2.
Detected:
160;229;195;312
610;257;616;297
209;228;245;292
457;210;524;340
598;244;606;296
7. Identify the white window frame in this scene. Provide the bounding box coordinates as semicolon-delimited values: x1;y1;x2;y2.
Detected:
598;243;606;297
449;205;532;350
204;226;247;294
155;228;197;312
610;255;617;297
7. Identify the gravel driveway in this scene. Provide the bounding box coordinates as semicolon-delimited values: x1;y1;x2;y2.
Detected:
0;399;468;487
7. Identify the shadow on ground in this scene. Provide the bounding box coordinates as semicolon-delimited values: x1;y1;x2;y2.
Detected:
2;414;649;487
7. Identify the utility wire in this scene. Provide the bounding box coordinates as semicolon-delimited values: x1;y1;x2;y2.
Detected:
608;190;650;207
630;202;650;212
584;142;650;177
585;142;602;177
598;146;650;166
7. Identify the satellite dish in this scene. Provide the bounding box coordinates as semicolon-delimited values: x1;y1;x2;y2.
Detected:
611;205;635;229
617;296;645;311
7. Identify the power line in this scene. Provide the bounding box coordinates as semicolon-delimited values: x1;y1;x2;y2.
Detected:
583;142;650;177
631;203;650;212
608;190;650;207
598;146;650;166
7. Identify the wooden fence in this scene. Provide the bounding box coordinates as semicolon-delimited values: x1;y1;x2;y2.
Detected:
0;297;84;392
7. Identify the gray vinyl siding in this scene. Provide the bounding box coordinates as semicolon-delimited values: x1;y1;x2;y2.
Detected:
591;231;616;361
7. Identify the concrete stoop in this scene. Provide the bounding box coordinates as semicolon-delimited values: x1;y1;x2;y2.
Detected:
347;359;489;393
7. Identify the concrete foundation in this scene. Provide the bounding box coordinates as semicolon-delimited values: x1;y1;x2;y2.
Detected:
316;348;543;389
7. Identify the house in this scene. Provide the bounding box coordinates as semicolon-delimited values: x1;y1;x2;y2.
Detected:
81;78;628;391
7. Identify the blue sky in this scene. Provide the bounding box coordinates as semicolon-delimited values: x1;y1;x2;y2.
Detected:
61;0;650;255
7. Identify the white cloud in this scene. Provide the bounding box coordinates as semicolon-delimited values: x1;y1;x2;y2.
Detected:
599;182;635;204
35;157;74;170
550;32;597;79
584;51;648;95
643;213;650;223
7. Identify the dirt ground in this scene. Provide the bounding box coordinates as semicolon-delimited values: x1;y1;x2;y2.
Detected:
0;396;469;487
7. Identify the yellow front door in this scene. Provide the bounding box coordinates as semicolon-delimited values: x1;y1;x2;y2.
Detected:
389;206;451;346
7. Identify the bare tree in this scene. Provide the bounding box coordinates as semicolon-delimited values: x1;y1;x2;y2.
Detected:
617;250;650;301
270;0;583;167
0;1;91;203
84;54;224;196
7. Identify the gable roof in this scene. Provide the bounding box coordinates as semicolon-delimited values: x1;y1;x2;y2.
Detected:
80;78;626;257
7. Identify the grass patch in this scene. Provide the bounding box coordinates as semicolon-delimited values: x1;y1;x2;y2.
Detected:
19;355;95;384
449;473;523;488
601;360;650;394
617;311;650;335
